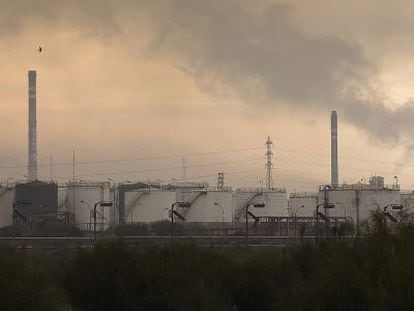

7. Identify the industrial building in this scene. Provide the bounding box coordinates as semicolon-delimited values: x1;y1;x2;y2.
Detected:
233;187;288;221
290;178;400;220
318;183;400;220
66;181;114;230
0;185;14;228
117;181;234;224
289;192;319;217
121;188;175;223
178;187;233;222
0;72;413;234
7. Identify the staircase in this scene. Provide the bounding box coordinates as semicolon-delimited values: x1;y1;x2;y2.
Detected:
124;190;149;221
176;191;206;220
317;212;330;223
233;192;260;222
0;188;8;200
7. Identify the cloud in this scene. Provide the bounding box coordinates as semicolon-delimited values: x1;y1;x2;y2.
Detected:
2;0;414;150
129;0;414;149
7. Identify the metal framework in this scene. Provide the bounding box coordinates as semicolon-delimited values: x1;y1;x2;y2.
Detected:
265;136;273;189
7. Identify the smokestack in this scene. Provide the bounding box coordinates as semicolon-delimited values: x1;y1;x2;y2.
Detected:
28;70;37;181
331;111;338;187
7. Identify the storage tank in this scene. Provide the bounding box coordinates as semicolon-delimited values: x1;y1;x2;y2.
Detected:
57;185;68;213
289;192;319;217
182;188;233;223
319;184;401;221
67;181;113;230
233;187;288;222
117;182;151;223
57;185;73;223
14;181;58;216
0;186;14;228
123;189;176;223
401;191;414;213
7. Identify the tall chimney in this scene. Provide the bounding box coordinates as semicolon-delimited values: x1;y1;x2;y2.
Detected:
331;111;338;187
28;70;37;181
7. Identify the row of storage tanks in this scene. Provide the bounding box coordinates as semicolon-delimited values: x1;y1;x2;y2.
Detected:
0;180;413;230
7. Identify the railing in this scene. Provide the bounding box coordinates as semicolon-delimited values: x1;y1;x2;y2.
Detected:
321;184;400;191
124;190;150;220
236;187;286;193
289;192;319;198
233;192;259;222
400;190;414;195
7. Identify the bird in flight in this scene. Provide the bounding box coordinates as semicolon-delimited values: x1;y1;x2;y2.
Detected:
38;46;42;53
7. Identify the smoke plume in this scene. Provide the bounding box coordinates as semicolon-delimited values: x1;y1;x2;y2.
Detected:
1;0;414;149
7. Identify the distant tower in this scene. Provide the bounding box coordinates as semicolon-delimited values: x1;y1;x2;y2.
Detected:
265;136;273;189
331;111;339;187
28;70;37;181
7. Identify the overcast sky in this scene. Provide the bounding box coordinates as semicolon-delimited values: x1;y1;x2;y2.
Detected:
1;0;414;191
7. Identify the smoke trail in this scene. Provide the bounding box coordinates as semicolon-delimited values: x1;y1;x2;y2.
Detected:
2;0;414;150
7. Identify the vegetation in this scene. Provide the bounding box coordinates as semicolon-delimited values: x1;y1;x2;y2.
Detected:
1;212;414;310
0;246;67;310
114;220;186;236
0;222;84;237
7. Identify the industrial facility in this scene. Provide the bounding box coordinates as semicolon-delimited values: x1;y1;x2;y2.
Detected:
0;71;411;236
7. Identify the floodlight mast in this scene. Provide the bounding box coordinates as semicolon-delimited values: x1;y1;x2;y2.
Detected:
93;201;113;243
170;202;191;238
245;203;265;246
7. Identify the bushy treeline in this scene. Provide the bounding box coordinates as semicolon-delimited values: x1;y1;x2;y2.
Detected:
2;213;414;310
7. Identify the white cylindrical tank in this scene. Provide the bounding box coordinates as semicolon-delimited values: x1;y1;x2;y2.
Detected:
319;185;401;221
262;190;289;217
0;186;14;228
123;189;176;223
289;193;319;217
401;191;414;213
57;185;68;214
184;189;233;223
232;188;288;221
67;181;112;230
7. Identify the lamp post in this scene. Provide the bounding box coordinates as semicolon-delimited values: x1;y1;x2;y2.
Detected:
171;202;175;238
383;204;403;213
80;200;93;245
170;202;190;238
93;201;113;244
383;204;403;226
245;203;265;246
80;200;92;231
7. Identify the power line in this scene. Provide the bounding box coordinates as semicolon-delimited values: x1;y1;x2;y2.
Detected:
158;168;265;183
0;146;265;170
276;145;405;168
62;157;264;178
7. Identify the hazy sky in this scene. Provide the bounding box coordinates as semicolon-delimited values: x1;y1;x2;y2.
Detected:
1;0;414;191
